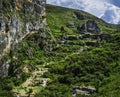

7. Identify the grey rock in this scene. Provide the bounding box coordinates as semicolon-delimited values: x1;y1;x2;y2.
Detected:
99;33;111;41
74;11;84;20
86;20;100;33
0;0;46;77
78;20;101;33
72;86;96;96
66;22;75;28
0;62;10;77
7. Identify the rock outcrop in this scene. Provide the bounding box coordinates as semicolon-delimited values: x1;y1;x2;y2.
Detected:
66;22;75;28
78;20;101;33
0;0;46;76
72;86;96;96
74;11;84;20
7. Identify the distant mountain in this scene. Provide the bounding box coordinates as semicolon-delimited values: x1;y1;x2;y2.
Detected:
47;0;120;24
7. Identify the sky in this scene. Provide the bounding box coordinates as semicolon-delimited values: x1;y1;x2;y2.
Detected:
46;0;120;24
110;0;120;7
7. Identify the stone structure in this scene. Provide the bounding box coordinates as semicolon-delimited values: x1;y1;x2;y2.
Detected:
0;0;46;76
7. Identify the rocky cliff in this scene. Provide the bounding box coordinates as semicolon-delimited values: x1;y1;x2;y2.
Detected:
0;0;46;76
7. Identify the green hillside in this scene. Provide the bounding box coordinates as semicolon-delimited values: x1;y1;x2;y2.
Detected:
0;4;120;97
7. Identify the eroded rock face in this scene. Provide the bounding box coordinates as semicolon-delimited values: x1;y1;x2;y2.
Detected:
0;0;46;76
0;0;46;57
78;20;100;33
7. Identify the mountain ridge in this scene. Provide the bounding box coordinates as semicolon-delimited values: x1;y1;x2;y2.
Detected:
0;2;120;97
47;0;120;24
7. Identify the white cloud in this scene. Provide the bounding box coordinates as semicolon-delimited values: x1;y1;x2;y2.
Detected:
46;0;120;24
101;4;120;24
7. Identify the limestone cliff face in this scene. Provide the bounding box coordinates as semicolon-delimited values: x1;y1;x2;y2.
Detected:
0;0;46;76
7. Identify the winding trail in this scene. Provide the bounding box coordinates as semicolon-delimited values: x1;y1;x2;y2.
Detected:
12;63;50;97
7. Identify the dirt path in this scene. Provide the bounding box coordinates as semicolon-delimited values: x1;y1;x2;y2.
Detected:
12;63;50;97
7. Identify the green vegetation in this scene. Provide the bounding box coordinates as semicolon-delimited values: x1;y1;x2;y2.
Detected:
0;4;120;97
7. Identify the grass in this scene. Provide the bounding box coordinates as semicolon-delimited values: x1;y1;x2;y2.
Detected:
1;4;120;97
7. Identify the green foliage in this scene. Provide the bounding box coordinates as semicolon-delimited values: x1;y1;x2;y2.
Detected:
1;4;120;97
0;77;14;97
0;91;14;97
37;4;120;97
35;84;71;97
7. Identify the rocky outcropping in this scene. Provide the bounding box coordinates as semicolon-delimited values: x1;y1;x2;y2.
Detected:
0;62;9;77
74;12;84;20
78;20;100;33
66;22;75;28
72;86;96;96
0;0;46;57
0;0;46;76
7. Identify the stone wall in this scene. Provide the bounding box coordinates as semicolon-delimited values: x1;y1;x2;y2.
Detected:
0;0;46;76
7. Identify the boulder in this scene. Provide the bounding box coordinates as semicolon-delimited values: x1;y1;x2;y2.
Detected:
72;86;96;96
99;33;111;41
86;20;100;33
77;20;101;33
66;22;75;28
91;34;111;41
74;12;84;20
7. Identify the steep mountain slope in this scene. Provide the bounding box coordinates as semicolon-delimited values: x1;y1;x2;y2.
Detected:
0;0;46;77
35;5;120;97
0;4;120;97
47;0;120;24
